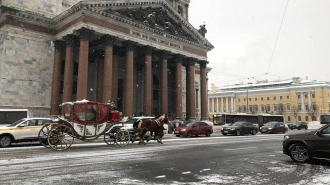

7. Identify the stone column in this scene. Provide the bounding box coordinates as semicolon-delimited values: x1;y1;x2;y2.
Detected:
226;97;229;112
174;55;183;119
76;27;94;100
62;34;75;102
212;98;214;112
233;97;236;112
102;35;116;103
160;51;169;115
221;97;224;112
96;58;103;102
112;55;119;106
143;46;153;116
308;91;311;110
199;61;208;120
124;41;135;116
50;40;65;115
185;4;189;21
231;97;234;112
186;59;196;120
301;92;305;111
216;98;219;112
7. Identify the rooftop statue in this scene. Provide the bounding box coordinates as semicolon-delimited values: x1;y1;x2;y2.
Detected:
198;23;207;37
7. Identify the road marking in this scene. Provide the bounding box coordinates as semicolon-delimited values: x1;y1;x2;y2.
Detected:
154;175;166;178
182;171;191;174
200;168;211;172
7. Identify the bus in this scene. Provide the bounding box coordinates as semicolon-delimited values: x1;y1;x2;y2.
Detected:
212;113;284;128
320;114;330;124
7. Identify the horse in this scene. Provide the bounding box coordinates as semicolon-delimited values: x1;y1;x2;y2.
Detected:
133;114;169;145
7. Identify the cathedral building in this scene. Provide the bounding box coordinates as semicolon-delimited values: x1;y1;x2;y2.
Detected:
0;0;213;124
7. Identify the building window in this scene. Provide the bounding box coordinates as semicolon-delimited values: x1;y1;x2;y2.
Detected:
261;105;264;112
274;105;277;111
286;95;289;99
305;94;308;99
305;104;309;110
288;116;291;121
286;104;290;111
267;97;270;100
261;97;264;101
254;106;258;112
267;105;270;112
280;96;283;100
298;116;301;121
249;98;251;101
305;116;309;121
297;94;301;99
280;105;284;111
298;104;302;110
312;94;315;98
255;97;258;101
238;107;241;112
249;106;252;112
243;106;246;112
273;96;276;100
244;98;246;101
238;98;240;102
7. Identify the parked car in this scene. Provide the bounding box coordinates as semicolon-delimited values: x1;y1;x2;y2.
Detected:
290;122;308;130
279;122;289;131
0;118;52;147
260;122;287;134
283;123;330;163
221;121;258;136
174;121;213;138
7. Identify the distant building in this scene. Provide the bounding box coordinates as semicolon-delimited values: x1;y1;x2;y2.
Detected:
208;77;330;122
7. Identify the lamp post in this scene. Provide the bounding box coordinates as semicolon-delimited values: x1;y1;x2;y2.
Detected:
246;88;249;113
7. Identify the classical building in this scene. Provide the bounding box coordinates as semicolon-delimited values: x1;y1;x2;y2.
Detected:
0;0;213;124
208;77;330;122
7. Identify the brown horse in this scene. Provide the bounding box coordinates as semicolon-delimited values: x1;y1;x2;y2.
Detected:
134;114;169;145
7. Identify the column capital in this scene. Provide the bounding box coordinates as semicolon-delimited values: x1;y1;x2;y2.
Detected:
62;34;76;47
161;51;170;59
53;40;65;52
173;54;184;62
76;27;94;41
198;60;207;68
144;46;153;55
102;34;116;46
124;41;135;51
186;58;196;66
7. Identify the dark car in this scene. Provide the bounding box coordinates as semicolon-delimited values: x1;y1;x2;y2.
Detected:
260;122;287;134
290;122;308;130
221;121;258;136
283;124;330;163
174;121;213;138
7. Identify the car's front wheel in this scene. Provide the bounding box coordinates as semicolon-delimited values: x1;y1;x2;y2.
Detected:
289;143;309;163
252;130;256;135
206;130;211;137
187;131;192;138
0;135;12;147
236;130;241;136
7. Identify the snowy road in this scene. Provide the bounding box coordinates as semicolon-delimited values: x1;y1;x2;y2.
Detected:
0;134;329;185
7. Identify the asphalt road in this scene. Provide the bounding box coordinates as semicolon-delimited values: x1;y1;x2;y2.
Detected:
1;128;329;185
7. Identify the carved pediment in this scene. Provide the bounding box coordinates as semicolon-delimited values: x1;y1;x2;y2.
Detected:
105;7;197;43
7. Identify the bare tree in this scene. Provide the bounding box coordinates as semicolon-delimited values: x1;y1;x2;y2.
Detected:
292;106;300;122
307;105;318;121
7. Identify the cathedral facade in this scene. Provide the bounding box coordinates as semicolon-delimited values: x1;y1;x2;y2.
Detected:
0;0;213;123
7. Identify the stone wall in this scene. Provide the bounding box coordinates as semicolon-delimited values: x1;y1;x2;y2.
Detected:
0;27;54;117
1;0;62;17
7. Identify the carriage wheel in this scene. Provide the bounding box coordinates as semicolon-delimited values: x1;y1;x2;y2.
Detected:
104;131;116;145
47;124;74;151
38;124;52;148
115;130;130;147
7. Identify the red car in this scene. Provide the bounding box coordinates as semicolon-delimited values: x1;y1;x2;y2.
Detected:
174;121;213;138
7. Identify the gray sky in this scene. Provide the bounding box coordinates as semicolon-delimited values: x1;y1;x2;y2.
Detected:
189;0;330;88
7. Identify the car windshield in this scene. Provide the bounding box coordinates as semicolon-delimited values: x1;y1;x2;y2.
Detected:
264;122;276;126
185;122;195;126
232;122;243;126
7;119;25;127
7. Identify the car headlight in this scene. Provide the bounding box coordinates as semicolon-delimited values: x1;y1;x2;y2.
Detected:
268;128;272;130
230;128;235;130
284;135;290;140
181;129;186;131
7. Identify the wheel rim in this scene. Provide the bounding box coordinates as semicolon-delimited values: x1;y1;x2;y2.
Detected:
0;136;11;147
237;131;240;136
115;130;130;147
252;130;256;135
48;125;74;151
104;132;115;145
291;146;308;162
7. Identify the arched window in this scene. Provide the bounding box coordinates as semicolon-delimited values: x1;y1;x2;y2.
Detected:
298;116;301;121
305;116;309;121
288;116;291;121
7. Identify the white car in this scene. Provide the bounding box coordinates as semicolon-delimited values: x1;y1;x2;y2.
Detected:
0;118;52;147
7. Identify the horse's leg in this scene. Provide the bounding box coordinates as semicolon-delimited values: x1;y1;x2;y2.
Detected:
140;130;147;145
158;131;164;144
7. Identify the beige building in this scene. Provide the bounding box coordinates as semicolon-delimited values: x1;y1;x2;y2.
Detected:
208;77;330;122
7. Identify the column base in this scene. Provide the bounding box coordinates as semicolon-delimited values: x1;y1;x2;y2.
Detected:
186;117;196;121
200;117;209;121
175;117;184;121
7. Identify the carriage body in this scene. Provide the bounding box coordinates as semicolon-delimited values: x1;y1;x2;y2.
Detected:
61;100;120;138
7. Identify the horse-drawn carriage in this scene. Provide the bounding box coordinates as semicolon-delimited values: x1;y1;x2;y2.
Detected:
38;99;130;151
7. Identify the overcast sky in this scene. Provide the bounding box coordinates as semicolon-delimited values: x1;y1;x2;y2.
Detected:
189;0;330;88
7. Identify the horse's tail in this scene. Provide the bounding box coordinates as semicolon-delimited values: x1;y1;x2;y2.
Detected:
133;120;139;129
